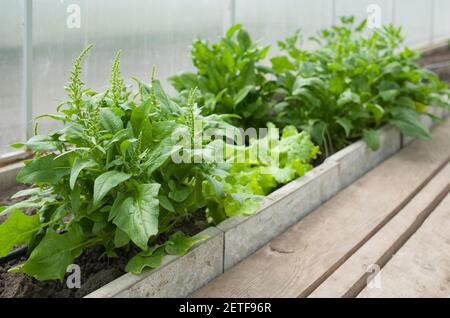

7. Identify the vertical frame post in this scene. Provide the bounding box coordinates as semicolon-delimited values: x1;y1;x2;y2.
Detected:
429;0;436;46
23;0;33;139
224;0;236;33
331;0;337;25
390;0;396;26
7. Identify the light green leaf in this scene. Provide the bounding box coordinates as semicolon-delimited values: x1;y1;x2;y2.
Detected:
114;228;130;248
93;171;132;206
21;134;62;152
337;89;361;106
270;56;295;73
168;185;193;203
233;85;254;106
0;200;42;217
0;210;41;257
365;103;385;124
99;108;123;133
380;89;399;102
226;24;242;39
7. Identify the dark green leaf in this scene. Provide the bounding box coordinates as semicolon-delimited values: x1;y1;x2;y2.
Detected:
93;171;132;206
10;224;87;281
363;129;380;151
17;154;70;185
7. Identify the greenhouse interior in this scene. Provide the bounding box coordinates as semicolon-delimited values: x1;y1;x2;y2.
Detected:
1;0;450;304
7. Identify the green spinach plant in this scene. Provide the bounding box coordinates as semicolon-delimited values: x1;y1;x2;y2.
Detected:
0;46;318;281
0;46;234;279
270;17;450;156
169;24;272;129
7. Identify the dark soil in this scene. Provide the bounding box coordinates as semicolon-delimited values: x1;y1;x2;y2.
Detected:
0;246;131;298
419;44;450;83
0;207;209;298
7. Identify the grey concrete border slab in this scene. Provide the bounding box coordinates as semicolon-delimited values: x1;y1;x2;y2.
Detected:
0;161;24;192
85;226;224;298
218;160;340;270
326;125;402;191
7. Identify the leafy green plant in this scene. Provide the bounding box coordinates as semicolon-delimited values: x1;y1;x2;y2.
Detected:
0;45;318;281
169;24;272;129
270;17;450;156
203;123;319;223
0;47;236;279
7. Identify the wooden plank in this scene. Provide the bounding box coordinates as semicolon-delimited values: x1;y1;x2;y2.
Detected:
309;162;450;298
192;121;450;298
358;193;450;298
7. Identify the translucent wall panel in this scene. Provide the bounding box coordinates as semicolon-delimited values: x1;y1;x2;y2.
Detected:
335;0;393;30
394;0;432;47
0;0;24;155
33;0;86;134
85;0;228;94
434;0;450;42
235;0;333;53
32;0;227;135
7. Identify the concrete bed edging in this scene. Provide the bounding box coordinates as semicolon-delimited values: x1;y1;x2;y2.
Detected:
85;227;224;298
0;161;24;192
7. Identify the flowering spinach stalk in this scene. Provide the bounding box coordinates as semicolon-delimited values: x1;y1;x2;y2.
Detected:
0;46;234;279
0;46;318;280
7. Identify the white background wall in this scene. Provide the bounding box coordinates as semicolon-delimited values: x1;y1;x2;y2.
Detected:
1;0;450;154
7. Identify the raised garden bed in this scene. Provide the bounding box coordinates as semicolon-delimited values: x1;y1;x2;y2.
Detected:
0;114;448;299
1;22;449;298
0;119;443;298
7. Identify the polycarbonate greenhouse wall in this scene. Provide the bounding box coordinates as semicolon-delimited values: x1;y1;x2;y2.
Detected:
1;0;450;155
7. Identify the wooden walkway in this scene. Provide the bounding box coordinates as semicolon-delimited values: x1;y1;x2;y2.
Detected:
192;120;450;298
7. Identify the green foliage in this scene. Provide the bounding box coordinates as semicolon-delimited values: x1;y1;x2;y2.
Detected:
203;124;319;223
169;24;272;129
270;17;450;156
0;210;41;257
0;47;239;280
1;45;318;281
2;17;448;283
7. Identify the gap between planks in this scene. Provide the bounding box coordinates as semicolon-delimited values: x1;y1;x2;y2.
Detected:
357;192;450;298
308;161;450;298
